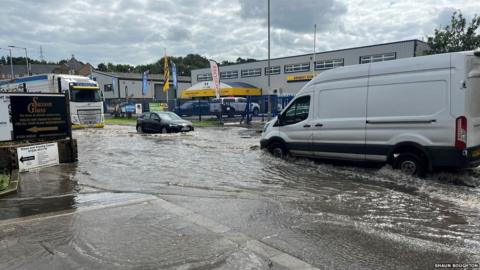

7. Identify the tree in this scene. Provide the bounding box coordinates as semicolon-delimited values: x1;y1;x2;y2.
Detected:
426;11;480;54
97;63;107;72
133;54;211;76
236;57;257;64
95;54;257;76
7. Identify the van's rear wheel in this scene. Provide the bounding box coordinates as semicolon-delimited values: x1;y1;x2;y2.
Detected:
268;142;287;158
393;153;426;176
136;125;143;133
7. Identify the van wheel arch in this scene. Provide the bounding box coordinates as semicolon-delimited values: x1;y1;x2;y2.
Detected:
388;143;431;173
266;138;289;158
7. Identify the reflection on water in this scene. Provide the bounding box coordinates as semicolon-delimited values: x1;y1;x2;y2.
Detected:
0;164;79;220
1;125;479;268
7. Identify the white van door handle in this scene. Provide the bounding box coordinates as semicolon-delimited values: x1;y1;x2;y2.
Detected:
303;124;311;128
315;123;323;127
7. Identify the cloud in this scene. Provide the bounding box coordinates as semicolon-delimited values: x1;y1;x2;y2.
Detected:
435;7;459;27
0;0;475;67
238;0;347;33
166;26;192;42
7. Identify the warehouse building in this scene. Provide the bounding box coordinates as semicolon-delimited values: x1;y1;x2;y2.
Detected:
190;40;429;96
92;70;191;106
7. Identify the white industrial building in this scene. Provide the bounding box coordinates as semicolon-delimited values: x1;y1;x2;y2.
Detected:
191;40;429;96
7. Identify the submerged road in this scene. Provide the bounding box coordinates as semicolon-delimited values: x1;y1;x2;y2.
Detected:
1;125;479;269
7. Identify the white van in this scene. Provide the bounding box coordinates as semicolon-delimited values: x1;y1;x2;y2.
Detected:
212;97;261;116
261;50;480;175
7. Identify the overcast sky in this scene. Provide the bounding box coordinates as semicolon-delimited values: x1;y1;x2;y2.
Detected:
0;0;477;66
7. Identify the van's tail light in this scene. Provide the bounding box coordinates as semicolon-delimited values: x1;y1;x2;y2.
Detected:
455;116;467;150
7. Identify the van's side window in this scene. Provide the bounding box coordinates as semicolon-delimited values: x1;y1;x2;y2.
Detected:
282;96;310;125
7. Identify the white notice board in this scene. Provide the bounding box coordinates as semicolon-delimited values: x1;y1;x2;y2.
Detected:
0;94;12;141
17;142;60;172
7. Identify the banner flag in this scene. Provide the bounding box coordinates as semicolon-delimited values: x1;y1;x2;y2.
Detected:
209;60;220;99
163;53;170;92
171;60;177;89
142;70;149;96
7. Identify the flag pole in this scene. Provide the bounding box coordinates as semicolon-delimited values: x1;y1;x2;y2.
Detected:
165;48;168;105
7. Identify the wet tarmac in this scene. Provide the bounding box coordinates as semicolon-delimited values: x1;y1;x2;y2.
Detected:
1;125;480;269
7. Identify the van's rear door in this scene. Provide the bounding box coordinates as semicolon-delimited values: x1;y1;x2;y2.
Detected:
465;54;480;156
366;54;452;163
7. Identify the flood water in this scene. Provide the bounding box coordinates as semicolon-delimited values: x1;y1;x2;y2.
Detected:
1;125;480;269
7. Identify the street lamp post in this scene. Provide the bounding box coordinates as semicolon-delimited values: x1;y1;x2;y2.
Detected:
8;45;29;76
313;24;317;78
0;48;14;79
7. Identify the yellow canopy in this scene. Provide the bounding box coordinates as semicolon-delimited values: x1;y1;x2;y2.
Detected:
181;81;262;98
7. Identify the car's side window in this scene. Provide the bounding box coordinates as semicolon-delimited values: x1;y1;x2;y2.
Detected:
143;113;150;119
282;96;310;125
150;113;160;121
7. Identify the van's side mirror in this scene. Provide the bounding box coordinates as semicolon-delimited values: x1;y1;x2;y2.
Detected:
276;115;283;126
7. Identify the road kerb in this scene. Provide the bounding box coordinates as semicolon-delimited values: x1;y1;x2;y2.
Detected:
154;198;320;270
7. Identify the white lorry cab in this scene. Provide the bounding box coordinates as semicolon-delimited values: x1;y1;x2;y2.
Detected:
0;74;104;129
261;50;480;175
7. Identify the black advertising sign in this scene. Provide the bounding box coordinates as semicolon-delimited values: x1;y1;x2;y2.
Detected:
10;95;69;140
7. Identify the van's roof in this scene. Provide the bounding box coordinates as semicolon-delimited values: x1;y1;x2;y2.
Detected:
304;51;475;90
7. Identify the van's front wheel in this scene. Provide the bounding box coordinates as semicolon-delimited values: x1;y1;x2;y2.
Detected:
393;153;426;176
268;142;287;159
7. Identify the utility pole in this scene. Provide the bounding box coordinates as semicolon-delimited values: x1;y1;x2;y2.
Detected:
39;46;45;62
25;48;30;75
9;46;29;76
1;48;15;79
313;24;317;77
9;48;13;79
267;0;271;121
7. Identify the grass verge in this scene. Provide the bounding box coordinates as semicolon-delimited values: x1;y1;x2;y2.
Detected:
0;173;9;191
105;117;137;126
191;119;223;127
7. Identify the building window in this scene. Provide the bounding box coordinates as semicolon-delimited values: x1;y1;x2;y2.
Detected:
197;73;212;81
220;70;238;80
241;68;261;78
284;63;310;73
264;66;281;75
360;52;396;64
314;59;344;70
104;84;113;92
